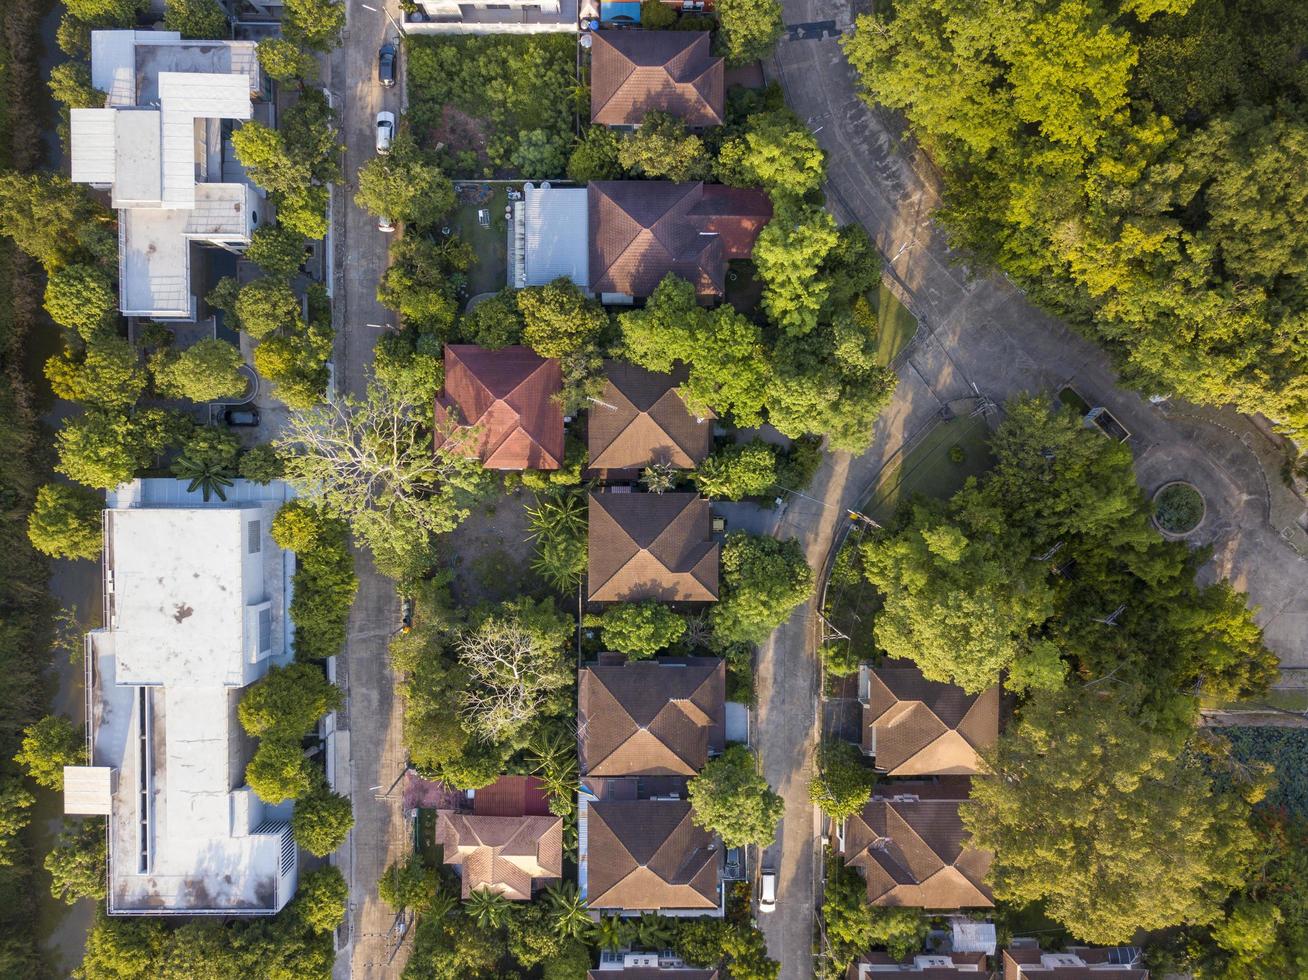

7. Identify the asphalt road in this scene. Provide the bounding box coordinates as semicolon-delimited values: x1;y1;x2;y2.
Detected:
751;1;1308;976
328;3;410;977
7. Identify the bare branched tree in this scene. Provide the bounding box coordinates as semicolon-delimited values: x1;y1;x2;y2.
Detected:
277;384;487;549
456;617;571;743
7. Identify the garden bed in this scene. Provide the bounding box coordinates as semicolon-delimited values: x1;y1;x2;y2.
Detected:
406;34;578;179
1152;481;1204;535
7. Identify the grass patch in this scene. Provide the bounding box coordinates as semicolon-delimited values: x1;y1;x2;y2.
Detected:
448;184;509;299
1222;727;1308;818
822;414;994;671
406;34;578;178
417;809;443;868
870;281;918;367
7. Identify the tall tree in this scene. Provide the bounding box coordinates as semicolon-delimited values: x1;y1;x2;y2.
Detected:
687;745;783;848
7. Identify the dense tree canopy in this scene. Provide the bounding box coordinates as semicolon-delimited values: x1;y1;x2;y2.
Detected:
688;745;784;848
710;532;814;646
842;0;1308;435
585;602;686;659
716;0;784;67
27;483;103;561
163;0;228;38
355;134;456;228
616;112;712;181
14;716;84;790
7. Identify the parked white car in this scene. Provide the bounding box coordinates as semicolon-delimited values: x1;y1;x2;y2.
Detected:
375;111;395;154
759;871;777;913
378;215;395;233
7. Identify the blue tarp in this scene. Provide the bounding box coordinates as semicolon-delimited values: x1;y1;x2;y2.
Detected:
601;2;641;23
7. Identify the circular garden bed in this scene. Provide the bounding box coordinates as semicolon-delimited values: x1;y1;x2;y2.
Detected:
1152;481;1205;535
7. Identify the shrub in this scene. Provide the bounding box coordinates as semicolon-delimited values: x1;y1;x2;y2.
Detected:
271;498;333;553
28;483;103;561
15;716;85;791
239;444;285;484
291;780;354;856
694;439;779;501
245;737;315;804
1154;483;1204;534
640;0;677;28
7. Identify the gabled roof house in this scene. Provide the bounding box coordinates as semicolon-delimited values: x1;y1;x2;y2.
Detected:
587;492;719;603
591;31;724;128
587;362;714;478
579;658;725;777
589;181;772;301
859;664;999;776
434;344;565;470
838;780;993;910
70;31;265;319
63;478;300;915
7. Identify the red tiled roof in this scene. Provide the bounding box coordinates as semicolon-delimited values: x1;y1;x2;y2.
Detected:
434;344;564;470
591;31;724;127
588;181;772;298
472;775;553;817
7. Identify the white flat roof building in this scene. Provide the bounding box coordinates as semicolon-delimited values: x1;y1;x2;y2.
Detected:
410;0;578;33
517;184;589;289
70;31;265;320
66;479;301;915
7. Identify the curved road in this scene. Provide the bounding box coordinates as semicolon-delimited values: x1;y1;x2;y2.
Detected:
753;1;1308;977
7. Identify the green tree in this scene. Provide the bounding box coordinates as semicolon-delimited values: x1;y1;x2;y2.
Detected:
65;0;144;22
283;0;346;51
277;183;331;239
246;224;308;280
517;277;608;411
586;601;686;659
377;235;470;337
15;716;85;791
460;290;523;349
511;128;568;180
163;0;228;37
640;0;678;28
710;532;813;646
0;172;113;271
617;112;711;181
45;335;144;409
235;277;301;339
291;780;354;856
45;818;106;904
171;426;240;501
355;135;456;227
56;409;191;490
238;663;343;738
232;122;311;196
44;264;116;338
810;741;874;821
245;737;315;804
239;444;285;484
48;61;105;109
293;866;349;933
821;853;927;970
716;109;825;202
716;0;783;66
567;126;623;182
753;203;840;336
965;686;1260;944
151;338;246;402
379;855;438;911
545;881;591;939
28;483;103;561
465;887;512;928
693;439;778;501
687;745;783;848
257;37;317;82
541;940;592;980
253;324;333;409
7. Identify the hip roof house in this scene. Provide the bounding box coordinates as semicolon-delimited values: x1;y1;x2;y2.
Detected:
587;491;719;603
590;31;724;127
579;658;726;776
63;479;300;915
434;344;565;470
587;362;714;478
70;31;266;320
859;663;999;776
588;181;772;302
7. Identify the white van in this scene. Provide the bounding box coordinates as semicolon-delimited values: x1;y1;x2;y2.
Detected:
759;871;777;913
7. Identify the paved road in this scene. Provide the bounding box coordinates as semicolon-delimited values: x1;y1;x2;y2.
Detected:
328;3;409;977
751;1;1308;976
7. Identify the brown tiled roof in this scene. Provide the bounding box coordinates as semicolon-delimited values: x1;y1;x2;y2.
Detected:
848;951;989;978
588;492;719;602
588;362;714;474
434;344;564;470
841;788;993;910
1002;947;1148;980
588;182;772;298
579;658;725;776
590;971;718;980
433;811;563;900
472;775;552;817
591;31;724;127
863;664;999;776
586;799;722;911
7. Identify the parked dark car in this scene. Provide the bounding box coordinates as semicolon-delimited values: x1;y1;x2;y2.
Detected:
223;407;260;427
378;43;396;87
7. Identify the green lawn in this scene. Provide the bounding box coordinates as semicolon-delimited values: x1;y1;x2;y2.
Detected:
871;281;918;367
448;185;509;301
823;414;994;670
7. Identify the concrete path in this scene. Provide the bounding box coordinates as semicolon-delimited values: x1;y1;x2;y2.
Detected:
329;3;410;976
751;2;1308;976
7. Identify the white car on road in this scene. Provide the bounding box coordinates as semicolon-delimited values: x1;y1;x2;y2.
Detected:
375;111;395;154
759;871;777;913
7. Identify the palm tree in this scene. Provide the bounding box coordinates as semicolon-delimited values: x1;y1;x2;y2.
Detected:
634;911;674;950
428;887;457;920
591;914;633;951
545;881;591;939
640;461;678;495
172;453;235;502
525;491;586;540
529;730;579;814
465;886;511;928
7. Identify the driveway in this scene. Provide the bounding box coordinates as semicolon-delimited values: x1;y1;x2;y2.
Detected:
328;2;410;977
752;1;1308;976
